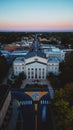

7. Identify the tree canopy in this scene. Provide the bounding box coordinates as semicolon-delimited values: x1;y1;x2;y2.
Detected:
0;54;9;83
53;83;73;130
59;51;73;85
0;32;73;48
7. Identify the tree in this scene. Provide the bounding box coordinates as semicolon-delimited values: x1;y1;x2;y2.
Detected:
53;84;73;130
64;83;73;105
12;72;26;88
59;52;73;85
64;107;73;130
0;54;9;83
47;72;60;88
18;72;26;80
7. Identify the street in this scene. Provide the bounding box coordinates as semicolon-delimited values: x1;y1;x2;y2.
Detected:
16;104;35;130
5;88;55;130
16;102;54;130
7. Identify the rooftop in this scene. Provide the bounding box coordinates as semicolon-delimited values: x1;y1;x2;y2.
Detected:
41;44;56;49
25;50;46;59
41;45;64;53
25;35;46;59
0;50;10;54
10;50;29;56
14;57;25;63
48;58;59;63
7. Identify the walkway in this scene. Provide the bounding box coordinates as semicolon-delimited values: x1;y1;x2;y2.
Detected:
21;79;50;88
21;79;54;99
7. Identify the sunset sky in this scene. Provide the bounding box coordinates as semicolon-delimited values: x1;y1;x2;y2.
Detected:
0;0;73;32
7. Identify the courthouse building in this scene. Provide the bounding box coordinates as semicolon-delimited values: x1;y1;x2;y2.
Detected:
13;36;60;79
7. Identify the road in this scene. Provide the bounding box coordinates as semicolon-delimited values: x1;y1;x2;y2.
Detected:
16;104;35;130
9;88;55;130
37;104;54;130
15;102;55;130
5;84;55;130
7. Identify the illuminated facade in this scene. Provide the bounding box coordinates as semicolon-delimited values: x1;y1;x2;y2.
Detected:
13;36;59;79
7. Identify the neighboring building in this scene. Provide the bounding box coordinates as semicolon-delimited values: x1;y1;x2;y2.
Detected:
63;48;73;53
0;50;10;58
10;50;29;58
4;44;19;51
13;36;59;79
0;85;11;129
13;57;25;76
41;44;65;62
47;58;59;75
20;36;34;47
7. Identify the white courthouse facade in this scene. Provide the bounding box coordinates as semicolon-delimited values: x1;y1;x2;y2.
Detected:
13;36;60;79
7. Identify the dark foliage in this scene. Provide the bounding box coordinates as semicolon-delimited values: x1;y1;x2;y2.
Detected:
59;52;73;85
0;54;9;83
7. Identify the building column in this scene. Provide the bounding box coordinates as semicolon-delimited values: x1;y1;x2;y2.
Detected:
40;69;42;79
41;69;43;79
44;69;46;79
39;69;40;79
30;68;31;79
34;68;35;79
27;69;28;79
37;69;39;79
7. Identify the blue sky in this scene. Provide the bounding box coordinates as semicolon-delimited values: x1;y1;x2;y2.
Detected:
0;0;73;31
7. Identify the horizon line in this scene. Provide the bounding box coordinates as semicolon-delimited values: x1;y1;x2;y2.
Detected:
0;30;73;33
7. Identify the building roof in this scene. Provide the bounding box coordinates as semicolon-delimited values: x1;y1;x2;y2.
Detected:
0;50;10;54
41;44;56;49
25;35;46;59
0;85;10;110
41;45;64;53
25;50;46;59
10;50;28;56
14;57;25;63
48;58;59;63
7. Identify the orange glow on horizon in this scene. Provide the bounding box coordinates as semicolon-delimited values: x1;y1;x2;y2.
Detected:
0;21;73;31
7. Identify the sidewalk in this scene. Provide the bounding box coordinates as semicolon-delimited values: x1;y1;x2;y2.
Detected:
48;86;54;99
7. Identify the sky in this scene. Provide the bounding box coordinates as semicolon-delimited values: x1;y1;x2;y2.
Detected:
0;0;73;32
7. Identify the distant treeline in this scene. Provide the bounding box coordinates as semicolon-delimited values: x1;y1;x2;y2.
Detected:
0;32;35;44
0;32;73;48
40;32;73;48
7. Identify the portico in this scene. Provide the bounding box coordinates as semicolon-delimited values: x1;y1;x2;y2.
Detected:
26;62;47;79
